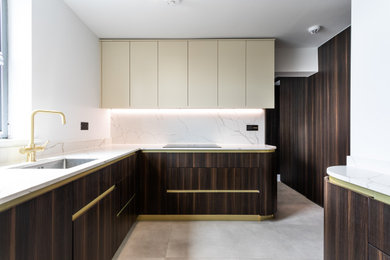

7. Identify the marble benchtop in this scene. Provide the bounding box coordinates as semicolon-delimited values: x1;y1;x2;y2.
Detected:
0;143;276;210
327;165;390;198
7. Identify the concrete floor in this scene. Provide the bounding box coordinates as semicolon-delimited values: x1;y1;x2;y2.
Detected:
113;182;324;260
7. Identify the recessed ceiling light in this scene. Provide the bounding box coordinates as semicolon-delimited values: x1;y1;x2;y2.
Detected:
165;0;181;6
308;25;321;35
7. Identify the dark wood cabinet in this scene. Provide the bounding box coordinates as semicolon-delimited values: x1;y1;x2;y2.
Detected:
324;177;369;260
0;183;73;260
369;199;390;256
0;153;138;260
369;245;390;260
140;152;276;216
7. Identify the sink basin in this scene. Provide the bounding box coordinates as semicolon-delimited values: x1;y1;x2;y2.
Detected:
163;144;221;148
14;158;96;169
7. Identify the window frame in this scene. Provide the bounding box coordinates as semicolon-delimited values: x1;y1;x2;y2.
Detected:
0;0;8;138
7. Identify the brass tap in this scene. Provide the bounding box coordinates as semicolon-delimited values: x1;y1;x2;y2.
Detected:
19;110;66;162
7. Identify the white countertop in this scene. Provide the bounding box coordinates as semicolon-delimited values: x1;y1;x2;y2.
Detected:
0;143;276;208
327;166;390;196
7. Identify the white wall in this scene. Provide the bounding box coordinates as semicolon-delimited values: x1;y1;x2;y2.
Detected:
31;0;110;143
350;0;390;164
275;47;318;77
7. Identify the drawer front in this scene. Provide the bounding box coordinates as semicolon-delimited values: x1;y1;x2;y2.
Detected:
369;199;390;255
164;152;274;168
369;244;390;260
166;193;259;214
167;167;261;190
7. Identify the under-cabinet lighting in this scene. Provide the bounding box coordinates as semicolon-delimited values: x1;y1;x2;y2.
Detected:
110;109;264;115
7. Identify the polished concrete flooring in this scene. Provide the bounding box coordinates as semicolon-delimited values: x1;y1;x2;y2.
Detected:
113;182;323;260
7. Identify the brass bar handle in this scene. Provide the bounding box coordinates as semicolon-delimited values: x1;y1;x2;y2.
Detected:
116;193;136;217
166;190;260;193
72;185;116;221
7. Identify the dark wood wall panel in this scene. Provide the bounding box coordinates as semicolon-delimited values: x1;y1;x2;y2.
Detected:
278;27;350;205
324;178;369;260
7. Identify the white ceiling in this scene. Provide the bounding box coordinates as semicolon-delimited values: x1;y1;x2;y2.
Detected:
64;0;351;48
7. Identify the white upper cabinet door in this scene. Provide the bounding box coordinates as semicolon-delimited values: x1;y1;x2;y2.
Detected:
246;40;275;108
130;41;158;108
218;40;246;108
158;41;188;108
101;41;130;108
188;40;218;108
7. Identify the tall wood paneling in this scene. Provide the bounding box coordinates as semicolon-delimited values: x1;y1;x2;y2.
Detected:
278;27;350;205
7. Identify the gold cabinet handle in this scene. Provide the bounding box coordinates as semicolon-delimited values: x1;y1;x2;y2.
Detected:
166;189;260;193
72;185;116;221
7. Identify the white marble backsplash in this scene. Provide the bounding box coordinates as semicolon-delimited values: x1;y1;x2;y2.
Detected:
111;109;265;145
0;138;111;166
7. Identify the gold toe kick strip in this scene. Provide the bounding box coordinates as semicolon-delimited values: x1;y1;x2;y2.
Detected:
137;214;274;221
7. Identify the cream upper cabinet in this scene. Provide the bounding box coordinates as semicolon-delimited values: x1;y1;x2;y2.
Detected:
101;39;274;109
218;40;246;108
158;41;188;108
101;41;129;108
188;41;218;108
130;41;158;108
246;40;275;108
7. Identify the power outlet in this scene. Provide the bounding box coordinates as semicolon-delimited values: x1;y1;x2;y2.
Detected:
246;125;258;131
81;122;89;130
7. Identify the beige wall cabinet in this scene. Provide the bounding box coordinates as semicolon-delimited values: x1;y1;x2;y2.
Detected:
101;41;130;108
101;39;274;109
188;40;218;108
218;40;246;108
246;40;275;108
158;41;188;108
130;41;158;108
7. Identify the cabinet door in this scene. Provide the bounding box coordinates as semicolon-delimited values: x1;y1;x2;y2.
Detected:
324;178;369;260
188;40;218;107
246;40;275;108
73;191;115;260
218;40;246;108
369;244;390;260
369;199;390;256
0;184;73;260
101;41;130;108
158;41;188;108
130;41;158;108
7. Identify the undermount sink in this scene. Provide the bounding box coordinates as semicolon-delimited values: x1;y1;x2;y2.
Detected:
163;144;221;148
14;158;96;169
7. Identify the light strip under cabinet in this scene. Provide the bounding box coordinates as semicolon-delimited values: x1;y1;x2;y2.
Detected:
166;190;260;193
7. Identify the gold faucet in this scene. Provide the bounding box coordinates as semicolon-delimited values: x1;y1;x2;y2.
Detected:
19;110;66;162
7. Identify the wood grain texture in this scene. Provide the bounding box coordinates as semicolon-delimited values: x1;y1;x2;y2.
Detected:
279;27;350;206
369;244;390;260
0;184;73;260
324;178;368;260
369;199;390;256
140;152;276;215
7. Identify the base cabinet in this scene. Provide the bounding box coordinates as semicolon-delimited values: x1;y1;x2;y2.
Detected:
140;152;276;216
324;177;390;260
0;153;138;260
369;245;390;260
0;184;73;260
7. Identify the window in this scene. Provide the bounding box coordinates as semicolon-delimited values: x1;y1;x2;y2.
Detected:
0;0;7;138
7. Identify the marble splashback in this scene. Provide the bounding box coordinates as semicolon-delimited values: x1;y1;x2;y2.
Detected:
111;109;265;144
0;138;111;166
